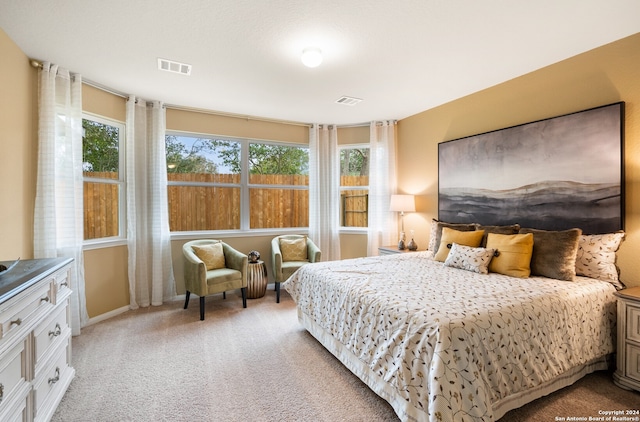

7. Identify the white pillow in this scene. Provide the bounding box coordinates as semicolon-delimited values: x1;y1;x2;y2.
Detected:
443;243;495;275
575;232;625;288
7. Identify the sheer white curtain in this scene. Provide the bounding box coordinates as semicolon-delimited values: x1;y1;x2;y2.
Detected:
126;97;176;308
309;124;341;261
34;63;88;336
367;121;398;256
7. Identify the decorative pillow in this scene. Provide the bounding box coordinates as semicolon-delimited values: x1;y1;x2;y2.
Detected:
475;224;521;247
486;233;534;278
444;243;495;274
427;219;439;252
192;243;226;270
575;232;625;288
431;220;477;253
518;227;582;281
280;237;308;262
434;227;485;262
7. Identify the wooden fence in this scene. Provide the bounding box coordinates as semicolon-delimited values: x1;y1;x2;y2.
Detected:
341;175;369;228
83;172;368;238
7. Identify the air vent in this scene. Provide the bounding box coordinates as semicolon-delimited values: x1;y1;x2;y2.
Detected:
157;58;192;76
335;96;362;106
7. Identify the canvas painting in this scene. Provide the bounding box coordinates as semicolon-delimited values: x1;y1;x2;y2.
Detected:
438;102;624;234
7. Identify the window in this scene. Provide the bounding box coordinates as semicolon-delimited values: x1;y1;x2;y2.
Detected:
166;136;241;231
82;115;125;241
165;134;309;232
340;147;369;227
248;142;309;229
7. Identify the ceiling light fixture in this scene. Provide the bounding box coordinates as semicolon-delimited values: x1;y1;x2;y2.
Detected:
301;47;322;68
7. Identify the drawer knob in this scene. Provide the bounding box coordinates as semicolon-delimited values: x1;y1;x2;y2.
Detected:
41;296;50;303
10;318;22;326
49;323;62;338
48;367;60;385
0;382;3;404
61;281;68;287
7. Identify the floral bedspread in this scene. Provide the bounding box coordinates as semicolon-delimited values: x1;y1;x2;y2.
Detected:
283;252;617;421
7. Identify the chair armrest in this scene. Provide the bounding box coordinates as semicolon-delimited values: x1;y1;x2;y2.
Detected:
307;239;322;263
271;238;283;282
222;243;248;286
183;246;208;294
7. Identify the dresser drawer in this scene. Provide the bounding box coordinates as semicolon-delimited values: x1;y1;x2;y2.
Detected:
0;281;52;341
626;343;640;382
51;267;71;305
0;340;27;414
33;344;72;421
627;304;640;343
33;304;69;367
0;398;26;422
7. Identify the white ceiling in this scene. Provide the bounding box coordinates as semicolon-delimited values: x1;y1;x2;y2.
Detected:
1;1;639;125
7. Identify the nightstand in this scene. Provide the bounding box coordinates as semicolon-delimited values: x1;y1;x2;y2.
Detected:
378;245;423;255
613;286;640;392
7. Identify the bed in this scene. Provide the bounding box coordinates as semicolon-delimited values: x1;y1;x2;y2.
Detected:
283;228;624;421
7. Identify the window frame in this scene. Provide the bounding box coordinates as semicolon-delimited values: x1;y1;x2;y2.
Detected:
82;112;127;249
166;131;310;235
339;144;370;231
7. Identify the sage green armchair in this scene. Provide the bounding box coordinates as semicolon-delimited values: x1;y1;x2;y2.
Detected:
183;240;248;320
271;235;321;303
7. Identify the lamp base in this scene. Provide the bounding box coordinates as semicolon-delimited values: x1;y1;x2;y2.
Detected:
398;231;406;250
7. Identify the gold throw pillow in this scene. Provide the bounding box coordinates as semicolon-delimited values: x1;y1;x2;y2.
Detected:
486;233;533;278
192;243;226;270
434;228;485;262
280;237;308;262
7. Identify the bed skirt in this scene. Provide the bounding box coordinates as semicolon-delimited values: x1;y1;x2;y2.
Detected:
297;308;612;421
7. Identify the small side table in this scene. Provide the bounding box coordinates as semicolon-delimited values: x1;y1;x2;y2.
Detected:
613;286;640;392
247;260;268;299
378;245;423;256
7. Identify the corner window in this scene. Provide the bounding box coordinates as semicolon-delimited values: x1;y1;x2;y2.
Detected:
340;147;369;227
82;115;125;241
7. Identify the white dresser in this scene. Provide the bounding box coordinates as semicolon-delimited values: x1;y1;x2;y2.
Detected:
613;286;640;392
0;258;75;421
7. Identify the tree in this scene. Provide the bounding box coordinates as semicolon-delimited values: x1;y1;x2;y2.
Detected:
249;144;309;175
165;136;218;174
82;119;119;172
210;140;309;175
340;148;369;176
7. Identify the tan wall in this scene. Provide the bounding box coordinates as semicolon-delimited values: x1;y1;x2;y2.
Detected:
0;28;36;259
397;32;640;287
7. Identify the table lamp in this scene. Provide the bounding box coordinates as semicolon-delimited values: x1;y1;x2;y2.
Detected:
389;194;415;250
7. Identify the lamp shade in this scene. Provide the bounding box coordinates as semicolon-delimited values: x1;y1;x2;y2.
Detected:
389;194;415;212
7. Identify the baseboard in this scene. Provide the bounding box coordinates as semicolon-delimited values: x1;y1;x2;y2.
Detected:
83;289;277;328
85;305;130;326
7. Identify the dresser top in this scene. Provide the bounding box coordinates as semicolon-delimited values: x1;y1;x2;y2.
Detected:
0;258;73;304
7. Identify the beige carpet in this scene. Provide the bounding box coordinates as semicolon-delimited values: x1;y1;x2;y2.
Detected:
52;290;639;422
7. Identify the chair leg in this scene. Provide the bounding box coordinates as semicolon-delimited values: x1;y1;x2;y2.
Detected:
199;296;205;321
184;291;191;309
223;291;226;300
276;282;280;303
241;287;247;308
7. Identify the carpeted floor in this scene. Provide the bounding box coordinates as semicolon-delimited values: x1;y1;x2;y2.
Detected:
52;290;639;422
